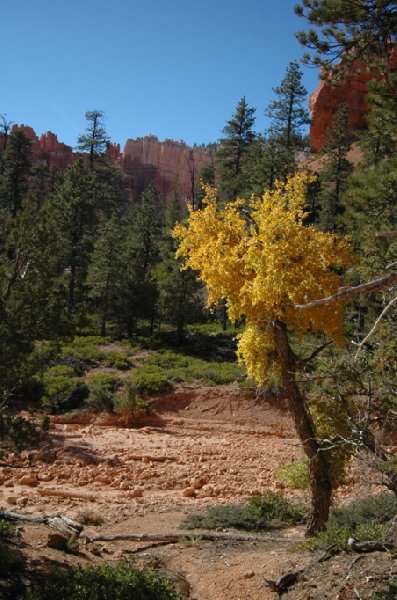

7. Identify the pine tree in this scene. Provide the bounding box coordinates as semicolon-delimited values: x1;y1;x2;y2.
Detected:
295;0;397;73
0;130;32;219
114;184;164;337
77;109;110;169
156;181;203;343
318;104;353;232
216;97;256;201
52;159;97;317
86;216;124;336
266;61;310;150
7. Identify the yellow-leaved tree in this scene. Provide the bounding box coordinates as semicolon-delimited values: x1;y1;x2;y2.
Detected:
173;172;354;535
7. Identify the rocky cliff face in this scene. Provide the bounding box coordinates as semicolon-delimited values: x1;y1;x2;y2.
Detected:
11;124;76;169
309;50;397;150
122;136;214;202
5;127;214;204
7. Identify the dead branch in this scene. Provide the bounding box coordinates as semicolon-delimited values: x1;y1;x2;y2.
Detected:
295;271;397;310
0;511;83;537
85;532;303;544
37;489;97;501
348;538;395;553
264;569;303;594
354;293;397;359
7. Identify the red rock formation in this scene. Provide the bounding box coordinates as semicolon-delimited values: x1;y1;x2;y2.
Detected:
10;124;75;169
122;136;214;203
309;50;397;150
5;126;214;204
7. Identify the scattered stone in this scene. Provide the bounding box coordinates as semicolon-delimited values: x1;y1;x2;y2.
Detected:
244;571;255;579
119;481;129;490
5;496;18;505
19;473;39;486
182;487;196;498
47;532;69;550
128;489;143;498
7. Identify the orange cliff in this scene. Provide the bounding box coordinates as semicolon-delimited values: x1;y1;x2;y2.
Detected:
122;136;214;202
309;49;397;151
3;126;214;204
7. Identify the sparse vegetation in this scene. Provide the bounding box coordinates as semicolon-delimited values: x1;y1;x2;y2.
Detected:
19;560;184;600
276;459;309;490
183;492;309;531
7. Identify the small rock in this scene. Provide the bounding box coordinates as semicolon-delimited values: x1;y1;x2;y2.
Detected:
5;496;18;505
47;532;69;550
19;473;38;486
182;487;196;498
244;571;255;579
119;481;129;490
128;489;143;498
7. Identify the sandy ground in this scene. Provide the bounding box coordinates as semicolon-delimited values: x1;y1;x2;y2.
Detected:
0;385;389;599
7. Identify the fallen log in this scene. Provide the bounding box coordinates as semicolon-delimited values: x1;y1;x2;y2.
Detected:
86;531;303;544
37;488;97;501
0;510;83;537
348;538;395;553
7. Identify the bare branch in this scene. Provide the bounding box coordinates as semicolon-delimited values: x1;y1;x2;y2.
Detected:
354;293;397;359
295;271;397;310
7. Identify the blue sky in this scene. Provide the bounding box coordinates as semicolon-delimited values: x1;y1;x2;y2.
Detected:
2;0;319;149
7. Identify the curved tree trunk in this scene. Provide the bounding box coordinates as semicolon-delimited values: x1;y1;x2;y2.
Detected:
273;320;332;535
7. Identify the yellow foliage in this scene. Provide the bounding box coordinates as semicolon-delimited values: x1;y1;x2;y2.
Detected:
173;173;354;384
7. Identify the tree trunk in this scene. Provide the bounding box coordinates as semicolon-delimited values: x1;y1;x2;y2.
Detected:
273;320;332;535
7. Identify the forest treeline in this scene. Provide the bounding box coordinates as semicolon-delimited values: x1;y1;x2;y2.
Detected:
0;0;396;535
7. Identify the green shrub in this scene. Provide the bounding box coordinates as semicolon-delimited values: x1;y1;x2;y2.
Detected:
103;351;131;370
139;350;244;387
182;504;267;531
86;373;121;411
60;337;108;366
41;372;88;413
42;365;77;378
247;491;309;525
183;493;308;531
0;410;44;453
131;367;173;396
329;494;397;529
0;519;19;539
276;459;310;490
19;559;183;599
303;523;388;551
113;381;151;415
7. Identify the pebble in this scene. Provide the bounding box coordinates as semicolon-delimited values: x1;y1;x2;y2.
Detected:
182;487;196;498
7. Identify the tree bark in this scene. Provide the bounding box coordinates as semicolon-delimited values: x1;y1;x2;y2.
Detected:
273;320;332;535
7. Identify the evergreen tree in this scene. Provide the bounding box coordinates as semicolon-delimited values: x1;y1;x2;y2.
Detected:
215;97;256;201
0;130;32;219
114;184;164;337
86;216;124;336
295;0;397;73
52;159;97;317
266;60;310;150
77;109;110;169
156;181;203;342
318;104;353;232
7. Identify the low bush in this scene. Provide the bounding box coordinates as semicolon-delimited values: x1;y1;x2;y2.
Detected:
247;491;309;525
375;580;397;599
0;519;19;539
0;409;44;453
276;459;309;490
113;381;151;415
329;493;397;530
19;559;183;599
41;371;88;413
86;373;121;411
131;367;173;396
138;350;244;388
303;523;389;551
183;492;308;531
103;351;131;370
